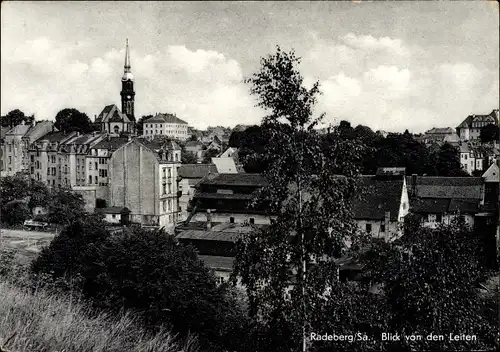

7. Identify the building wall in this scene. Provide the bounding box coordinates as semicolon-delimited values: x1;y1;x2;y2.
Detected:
103;213;121;224
143;122;189;141
192;212;272;225
3;135;25;176
109;141;180;230
355;219;400;242
73;186;109;212
421;213;475;229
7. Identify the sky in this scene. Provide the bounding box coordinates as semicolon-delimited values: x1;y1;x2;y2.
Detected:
1;1;498;132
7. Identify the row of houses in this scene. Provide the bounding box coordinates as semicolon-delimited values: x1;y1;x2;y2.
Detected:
174;165;499;283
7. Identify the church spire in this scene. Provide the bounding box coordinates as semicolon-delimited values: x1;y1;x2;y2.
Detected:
124;38;131;73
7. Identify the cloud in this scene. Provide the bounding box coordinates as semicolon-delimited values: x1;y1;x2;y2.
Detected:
1;32;498;133
1;38;262;129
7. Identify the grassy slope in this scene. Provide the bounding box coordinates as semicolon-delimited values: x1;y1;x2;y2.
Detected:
0;280;198;352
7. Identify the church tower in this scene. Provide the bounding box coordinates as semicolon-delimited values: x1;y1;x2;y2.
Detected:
120;39;135;122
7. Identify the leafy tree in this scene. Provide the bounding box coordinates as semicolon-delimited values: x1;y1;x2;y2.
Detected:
47;187;86;225
2;200;30;225
0;174;30;208
0;109;34;128
427;142;469;176
228;130;245;147
202;148;219;164
365;218;497;351
32;224;248;351
372;133;430;175
182;150;198;164
27;179;51;212
237;125;271;173
136;114;152;135
233;47;368;352
54;108;94;133
480;123;500;143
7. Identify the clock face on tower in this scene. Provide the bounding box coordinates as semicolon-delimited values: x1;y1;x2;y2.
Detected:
127;95;131;99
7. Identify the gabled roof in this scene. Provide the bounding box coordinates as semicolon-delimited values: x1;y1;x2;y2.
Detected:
136;137;181;151
92;137;130;151
35;131;76;143
200;173;266;187
211;157;238;173
178;164;217;179
352;176;404;221
198;255;235;272
144;113;188;125
411;198;481;214
457;110;499;129
406;176;483;199
426;127;454;134
23;121;55;140
6;123;31;136
95;105;131;124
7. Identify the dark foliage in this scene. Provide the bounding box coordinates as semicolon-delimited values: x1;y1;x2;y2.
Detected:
480;123;500;143
54;108;94;133
31;222;248;351
0;109;35;128
202;148;219;164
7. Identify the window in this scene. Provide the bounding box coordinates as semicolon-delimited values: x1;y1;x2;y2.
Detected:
436;214;442;223
95;162;98;170
112;214;116;219
89;162;92;170
114;126;120;134
162;183;167;195
249;218;255;224
230;217;235;223
217;276;225;284
464;154;467;160
366;223;372;233
30;155;34;162
169;215;172;223
163;200;167;212
427;214;436;222
380;223;385;233
94;176;98;184
8;156;11;164
167;168;171;178
168;199;172;212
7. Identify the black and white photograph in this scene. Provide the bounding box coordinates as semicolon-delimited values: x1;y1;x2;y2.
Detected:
0;1;499;351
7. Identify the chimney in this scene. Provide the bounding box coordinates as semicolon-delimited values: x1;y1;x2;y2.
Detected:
206;209;212;230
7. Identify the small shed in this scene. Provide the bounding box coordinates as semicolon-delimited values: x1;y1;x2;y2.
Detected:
95;206;131;225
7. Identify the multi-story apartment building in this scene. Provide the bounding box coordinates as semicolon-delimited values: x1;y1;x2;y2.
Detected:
142;113;189;140
29;131;78;186
108;137;182;230
58;132;106;187
456;109;499;141
1;121;31;176
21;121;55;172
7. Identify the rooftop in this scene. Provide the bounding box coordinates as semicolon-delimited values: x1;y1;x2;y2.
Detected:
95;105;131;124
352;176;404;220
144;113;188;125
178;164;218;179
92;137;130;151
200;173;267;187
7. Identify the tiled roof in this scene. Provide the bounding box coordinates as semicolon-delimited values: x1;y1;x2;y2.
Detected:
175;229;247;242
136;137;181;151
411;198;480;214
200;173;267;187
92;137;130;151
352;176;404;220
36;131;76;143
406;176;483;187
6;123;31;136
144;113;188;125
194;192;254;200
178;164;217;179
95;105;130;123
23;121;54;139
426;127;454;134
198;255;235;272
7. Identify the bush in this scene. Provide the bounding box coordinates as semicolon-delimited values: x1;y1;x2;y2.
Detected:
2;200;30;225
31;222;248;351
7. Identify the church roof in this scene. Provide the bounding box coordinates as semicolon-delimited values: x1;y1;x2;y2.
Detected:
95;105;131;124
144;113;188;125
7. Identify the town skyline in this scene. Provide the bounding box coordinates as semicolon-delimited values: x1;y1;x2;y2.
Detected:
1;1;499;132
